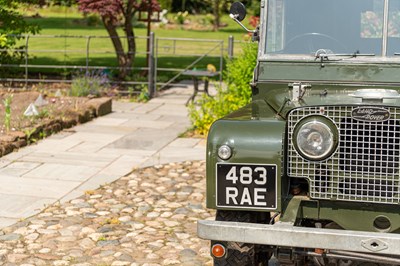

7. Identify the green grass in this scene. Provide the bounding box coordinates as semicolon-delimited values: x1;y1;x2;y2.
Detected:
13;5;252;83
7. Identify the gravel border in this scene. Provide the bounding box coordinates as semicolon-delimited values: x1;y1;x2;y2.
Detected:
0;161;214;266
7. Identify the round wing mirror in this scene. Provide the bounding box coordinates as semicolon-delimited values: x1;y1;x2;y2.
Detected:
230;2;247;22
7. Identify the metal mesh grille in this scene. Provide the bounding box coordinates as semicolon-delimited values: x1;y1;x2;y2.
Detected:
287;106;400;204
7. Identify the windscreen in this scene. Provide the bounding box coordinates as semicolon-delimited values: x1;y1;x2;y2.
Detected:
265;0;400;56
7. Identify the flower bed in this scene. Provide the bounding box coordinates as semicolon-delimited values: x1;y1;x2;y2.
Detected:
0;91;112;157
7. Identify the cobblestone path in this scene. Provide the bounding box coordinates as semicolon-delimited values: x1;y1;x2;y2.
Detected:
0;161;214;266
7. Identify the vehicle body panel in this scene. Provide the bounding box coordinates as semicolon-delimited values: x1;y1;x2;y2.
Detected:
199;0;400;262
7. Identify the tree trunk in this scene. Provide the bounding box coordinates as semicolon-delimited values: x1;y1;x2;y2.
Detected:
213;0;221;31
102;17;131;80
124;2;136;76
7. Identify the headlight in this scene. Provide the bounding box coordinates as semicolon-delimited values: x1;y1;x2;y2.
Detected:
293;116;338;161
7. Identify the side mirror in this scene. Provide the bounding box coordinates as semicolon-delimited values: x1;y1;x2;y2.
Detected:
229;2;257;37
230;2;247;22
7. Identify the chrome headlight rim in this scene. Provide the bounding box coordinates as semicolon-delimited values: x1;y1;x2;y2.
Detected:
293;116;338;161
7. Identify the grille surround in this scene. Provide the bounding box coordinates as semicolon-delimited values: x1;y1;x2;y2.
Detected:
287;106;400;204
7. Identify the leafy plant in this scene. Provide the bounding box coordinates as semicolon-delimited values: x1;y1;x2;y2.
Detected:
174;11;189;24
0;0;40;65
137;86;150;102
158;0;172;10
71;69;110;97
38;108;50;119
85;14;102;26
24;127;36;144
39;131;47;139
3;95;13;132
188;43;258;135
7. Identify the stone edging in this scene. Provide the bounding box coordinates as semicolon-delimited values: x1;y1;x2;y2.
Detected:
0;98;112;158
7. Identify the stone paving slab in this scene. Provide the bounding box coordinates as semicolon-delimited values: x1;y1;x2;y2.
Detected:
0;217;19;229
67;140;115;154
97;155;148;177
19;151;119;168
0;194;55;218
111;101;142;112
107;128;179;151
121;119;174;129
62;131;125;144
97;147;156;157
149;104;189;117
0;174;80;199
147;147;205;166
72;124;138;135
0;162;41;177
86;117;129;126
31;139;84;153
0;86;207;229
132;103;164;114
22;163;100;182
105;112;162;121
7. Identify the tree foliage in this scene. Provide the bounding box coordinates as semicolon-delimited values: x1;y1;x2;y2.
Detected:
0;0;40;64
205;0;232;30
188;43;258;135
78;0;161;80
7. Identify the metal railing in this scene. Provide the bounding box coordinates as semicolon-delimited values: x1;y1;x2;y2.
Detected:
0;33;239;98
155;37;225;90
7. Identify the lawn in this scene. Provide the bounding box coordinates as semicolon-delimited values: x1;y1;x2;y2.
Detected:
13;5;251;83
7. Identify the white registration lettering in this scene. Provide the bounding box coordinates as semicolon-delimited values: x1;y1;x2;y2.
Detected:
226;167;238;184
240;187;252;205
226;187;239;205
254;188;267;206
240;167;253;184
254;167;267;185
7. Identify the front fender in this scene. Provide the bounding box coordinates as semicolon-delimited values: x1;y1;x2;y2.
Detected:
206;100;286;211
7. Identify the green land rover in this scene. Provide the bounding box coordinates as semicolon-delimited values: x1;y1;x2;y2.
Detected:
198;0;400;265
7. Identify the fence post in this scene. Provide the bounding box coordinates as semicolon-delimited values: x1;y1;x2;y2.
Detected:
25;35;30;87
86;36;91;73
228;35;234;59
148;32;156;98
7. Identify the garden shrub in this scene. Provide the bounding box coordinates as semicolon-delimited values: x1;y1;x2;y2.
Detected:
188;43;258;135
159;0;173;10
71;69;110;97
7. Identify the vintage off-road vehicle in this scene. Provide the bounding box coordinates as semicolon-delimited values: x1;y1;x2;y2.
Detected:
198;0;400;265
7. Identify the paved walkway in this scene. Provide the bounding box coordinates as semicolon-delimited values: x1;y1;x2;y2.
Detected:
0;86;207;229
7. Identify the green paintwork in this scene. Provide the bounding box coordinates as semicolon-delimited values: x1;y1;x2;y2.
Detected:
206;100;286;210
207;4;400;234
281;196;400;232
257;60;400;84
254;61;400;117
207;58;400;231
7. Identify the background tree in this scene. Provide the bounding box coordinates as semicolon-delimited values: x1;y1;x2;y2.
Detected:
0;0;40;64
78;0;161;80
202;0;232;30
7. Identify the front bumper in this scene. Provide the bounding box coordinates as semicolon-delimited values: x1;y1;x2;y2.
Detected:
197;220;400;256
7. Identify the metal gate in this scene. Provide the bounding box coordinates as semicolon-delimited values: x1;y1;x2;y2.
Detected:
154;37;231;90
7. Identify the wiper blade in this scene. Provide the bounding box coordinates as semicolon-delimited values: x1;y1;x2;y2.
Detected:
333;53;375;57
314;49;375;61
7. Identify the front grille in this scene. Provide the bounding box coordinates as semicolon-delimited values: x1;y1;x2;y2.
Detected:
287;106;400;204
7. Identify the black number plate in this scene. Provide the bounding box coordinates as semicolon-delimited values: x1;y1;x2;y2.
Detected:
216;163;277;209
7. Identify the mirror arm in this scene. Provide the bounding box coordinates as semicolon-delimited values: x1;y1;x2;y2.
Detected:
229;14;257;33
